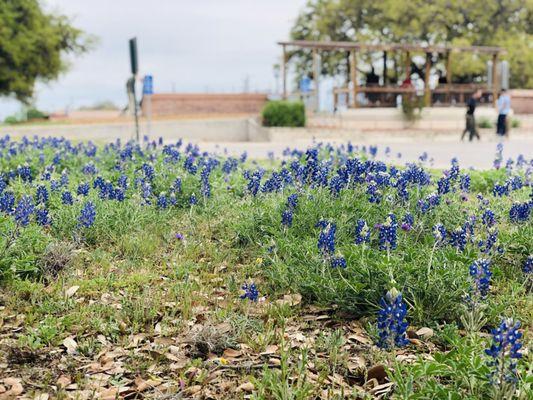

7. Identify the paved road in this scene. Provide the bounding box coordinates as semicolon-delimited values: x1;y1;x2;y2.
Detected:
197;136;532;170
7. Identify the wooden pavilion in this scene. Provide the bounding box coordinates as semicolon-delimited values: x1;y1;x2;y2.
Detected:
277;40;506;109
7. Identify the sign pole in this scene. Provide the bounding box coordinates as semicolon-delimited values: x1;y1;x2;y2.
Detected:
142;75;154;137
129;37;140;142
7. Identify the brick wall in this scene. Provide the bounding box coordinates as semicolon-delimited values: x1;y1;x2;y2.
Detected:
141;93;268;116
509;89;533;114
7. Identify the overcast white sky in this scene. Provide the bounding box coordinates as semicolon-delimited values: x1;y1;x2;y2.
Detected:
0;0;307;118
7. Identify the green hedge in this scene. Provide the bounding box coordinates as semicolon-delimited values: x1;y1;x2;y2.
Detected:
261;100;305;127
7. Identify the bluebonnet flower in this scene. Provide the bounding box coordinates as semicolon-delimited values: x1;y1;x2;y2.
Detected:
331;256;347;268
184;156;197;174
437;176;451;195
17;163;32;182
60;170;69;186
485;318;522;385
286;193;298;210
240;282;259;302
482;209;496;227
62;191;74;205
118;174;129;189
77;182;90;196
14;196;34;226
509;202;531;223
0;191;15;213
377;214;397;251
36;185;49;205
142;163;155;180
492;182;509;197
493;143;503;169
82;162;97;175
449;226;467;251
175;233;184;240
354;219;371;245
189;194;198;205
433;223;447;244
244;170;264;196
78;201;96;228
401;213;414;231
460;173;471;192
281;209;293;227
35;207;51;226
317;220;336;256
157;193;169;209
523;255;532;274
469;259;492;298
376;288;410;349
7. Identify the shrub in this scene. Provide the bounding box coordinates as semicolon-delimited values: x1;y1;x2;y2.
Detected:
477;117;493;129
26;108;48;120
511;118;520;128
3;115;19;125
261;101;305;127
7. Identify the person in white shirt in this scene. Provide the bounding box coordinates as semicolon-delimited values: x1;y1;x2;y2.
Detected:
496;89;511;137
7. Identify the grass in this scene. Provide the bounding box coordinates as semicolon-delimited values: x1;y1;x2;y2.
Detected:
0;136;531;398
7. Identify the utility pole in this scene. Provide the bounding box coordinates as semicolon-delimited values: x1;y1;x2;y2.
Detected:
129;37;140;142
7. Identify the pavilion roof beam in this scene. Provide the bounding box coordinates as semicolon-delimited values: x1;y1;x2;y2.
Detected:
277;40;505;55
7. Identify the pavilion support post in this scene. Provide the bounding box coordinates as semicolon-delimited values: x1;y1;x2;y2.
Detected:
281;45;287;99
446;50;452;104
492;53;499;107
424;52;431;107
313;48;320;112
350;49;357;108
383;51;388;85
405;51;411;79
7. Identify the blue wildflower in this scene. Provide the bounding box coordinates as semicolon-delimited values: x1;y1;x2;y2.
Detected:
317;220;336;256
78;201;96;228
354;219;370;245
36;185;49;205
281;209;293;227
14;196;34;226
377;288;410;349
331;256;347;268
240;282;259;302
62;191;74;205
377;214;397;251
523;255;532;274
77;182;90;196
469;259;492;299
35;207;51;226
485;318;522;385
509;202;531;223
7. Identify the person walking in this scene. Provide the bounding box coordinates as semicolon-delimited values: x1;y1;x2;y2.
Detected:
496;89;511;137
461;89;482;141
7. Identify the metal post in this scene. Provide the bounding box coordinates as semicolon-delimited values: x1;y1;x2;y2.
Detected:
281;45;287;100
129;37;140;142
383;51;388;85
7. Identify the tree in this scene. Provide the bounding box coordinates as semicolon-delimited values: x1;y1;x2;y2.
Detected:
290;0;533;88
0;0;93;102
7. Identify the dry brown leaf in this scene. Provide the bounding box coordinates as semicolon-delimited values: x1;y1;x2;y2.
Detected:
99;387;118;400
260;345;278;355
0;378;24;397
134;377;162;392
237;382;255;392
416;327;434;338
65;285;80;298
347;333;372;345
367;364;387;384
222;348;242;359
63;336;78;354
56;375;72;388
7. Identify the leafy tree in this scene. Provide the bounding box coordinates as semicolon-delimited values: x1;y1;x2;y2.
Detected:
0;0;93;102
290;0;533;88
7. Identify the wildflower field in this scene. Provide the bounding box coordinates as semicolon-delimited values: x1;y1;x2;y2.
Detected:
0;135;531;399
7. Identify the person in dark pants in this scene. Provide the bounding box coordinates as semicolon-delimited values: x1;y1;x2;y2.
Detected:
461;89;482;141
496;89;511;137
